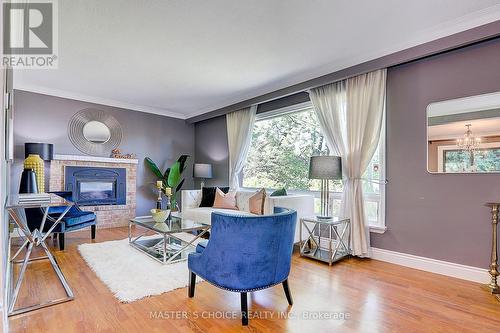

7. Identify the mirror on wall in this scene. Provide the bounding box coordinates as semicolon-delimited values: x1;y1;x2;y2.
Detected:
82;121;112;143
427;91;500;173
68;109;122;156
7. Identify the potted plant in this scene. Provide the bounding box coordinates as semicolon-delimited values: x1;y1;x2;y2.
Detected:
145;155;189;211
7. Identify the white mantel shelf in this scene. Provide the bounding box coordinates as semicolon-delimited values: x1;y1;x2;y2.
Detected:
53;154;138;164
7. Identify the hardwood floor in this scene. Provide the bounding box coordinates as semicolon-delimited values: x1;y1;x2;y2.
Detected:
8;227;500;333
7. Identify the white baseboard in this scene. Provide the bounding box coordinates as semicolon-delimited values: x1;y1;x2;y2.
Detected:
371;247;489;284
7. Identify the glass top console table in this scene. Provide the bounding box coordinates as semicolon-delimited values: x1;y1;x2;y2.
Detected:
6;193;75;316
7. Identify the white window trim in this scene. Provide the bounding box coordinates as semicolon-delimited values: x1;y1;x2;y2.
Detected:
244;102;387;233
372;109;386;232
256;101;313;121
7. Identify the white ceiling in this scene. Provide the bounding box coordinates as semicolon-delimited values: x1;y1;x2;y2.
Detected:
14;0;500;119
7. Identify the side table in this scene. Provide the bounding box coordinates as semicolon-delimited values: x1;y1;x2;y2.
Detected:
299;216;351;265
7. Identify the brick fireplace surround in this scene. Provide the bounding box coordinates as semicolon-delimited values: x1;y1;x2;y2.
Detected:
49;154;137;229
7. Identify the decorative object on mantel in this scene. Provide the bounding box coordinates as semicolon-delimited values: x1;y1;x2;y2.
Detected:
484;203;500;300
193;163;213;189
68;109;122;157
24;154;45;192
110;148;137;159
308;156;342;219
145;155;189;211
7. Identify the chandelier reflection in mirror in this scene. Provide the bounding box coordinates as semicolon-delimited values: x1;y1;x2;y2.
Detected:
456;124;481;153
427;91;500;174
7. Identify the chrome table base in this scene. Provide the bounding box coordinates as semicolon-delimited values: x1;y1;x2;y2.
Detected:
7;204;74;316
299;217;351;266
128;220;210;264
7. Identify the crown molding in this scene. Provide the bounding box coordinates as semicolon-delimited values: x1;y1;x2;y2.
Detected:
13;84;187;120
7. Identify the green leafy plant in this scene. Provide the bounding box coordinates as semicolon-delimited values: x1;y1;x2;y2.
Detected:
145;155;189;210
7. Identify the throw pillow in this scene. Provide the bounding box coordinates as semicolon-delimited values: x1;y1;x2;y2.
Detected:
212;188;238;210
270;188;287;196
249;188;266;215
199;186;230;207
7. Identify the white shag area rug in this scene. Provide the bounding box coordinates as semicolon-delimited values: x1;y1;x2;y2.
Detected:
78;234;202;303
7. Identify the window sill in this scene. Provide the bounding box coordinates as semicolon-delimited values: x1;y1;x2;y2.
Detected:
369;225;387;234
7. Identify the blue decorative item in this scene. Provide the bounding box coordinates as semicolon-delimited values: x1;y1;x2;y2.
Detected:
188;207;297;325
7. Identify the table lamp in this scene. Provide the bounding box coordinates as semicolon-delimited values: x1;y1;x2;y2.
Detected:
309;156;342;219
24;143;54;192
193;163;213;189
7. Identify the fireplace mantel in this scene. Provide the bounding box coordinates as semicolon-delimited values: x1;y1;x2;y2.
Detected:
53;154;138;164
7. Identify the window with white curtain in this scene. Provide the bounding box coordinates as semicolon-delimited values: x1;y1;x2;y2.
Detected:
242;102;386;230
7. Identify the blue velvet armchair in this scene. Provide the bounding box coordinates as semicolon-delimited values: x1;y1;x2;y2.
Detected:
25;191;96;250
188;207;297;325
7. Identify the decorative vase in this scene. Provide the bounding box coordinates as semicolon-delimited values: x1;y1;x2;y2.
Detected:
19;169;38;194
24;154;45;192
150;209;171;223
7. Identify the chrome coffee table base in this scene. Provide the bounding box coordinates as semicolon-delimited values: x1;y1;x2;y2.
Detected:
129;216;210;264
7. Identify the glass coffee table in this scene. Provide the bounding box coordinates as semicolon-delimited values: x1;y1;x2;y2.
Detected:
129;214;210;264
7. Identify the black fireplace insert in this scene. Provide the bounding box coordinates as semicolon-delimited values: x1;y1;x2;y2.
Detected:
64;166;126;206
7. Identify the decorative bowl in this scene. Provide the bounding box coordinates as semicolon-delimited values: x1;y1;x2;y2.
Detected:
150;209;170;223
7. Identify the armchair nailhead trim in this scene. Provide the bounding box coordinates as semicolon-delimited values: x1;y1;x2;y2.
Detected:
194;272;288;293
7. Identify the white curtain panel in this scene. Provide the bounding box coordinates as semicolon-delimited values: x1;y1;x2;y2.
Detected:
226;105;257;189
310;69;386;257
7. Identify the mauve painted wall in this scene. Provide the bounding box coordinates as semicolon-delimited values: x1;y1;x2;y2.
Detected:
11;90;195;216
371;38;500;268
194;115;229;188
194;38;500;268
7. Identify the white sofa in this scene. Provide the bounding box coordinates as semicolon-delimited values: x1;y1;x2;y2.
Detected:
181;189;314;243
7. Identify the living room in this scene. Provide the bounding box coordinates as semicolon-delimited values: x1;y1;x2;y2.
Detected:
2;1;500;332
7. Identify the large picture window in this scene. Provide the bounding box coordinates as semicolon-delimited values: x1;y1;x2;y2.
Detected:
242;103;386;229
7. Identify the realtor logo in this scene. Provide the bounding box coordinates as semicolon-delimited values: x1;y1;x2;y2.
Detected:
2;0;58;68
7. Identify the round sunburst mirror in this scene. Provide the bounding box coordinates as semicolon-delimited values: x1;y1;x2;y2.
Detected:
68;109;122;156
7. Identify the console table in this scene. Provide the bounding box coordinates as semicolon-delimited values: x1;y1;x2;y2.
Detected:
7;194;75;316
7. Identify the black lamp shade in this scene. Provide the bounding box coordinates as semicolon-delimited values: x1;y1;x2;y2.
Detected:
193;163;213;179
19;169;38;194
309;156;342;180
25;142;53;161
